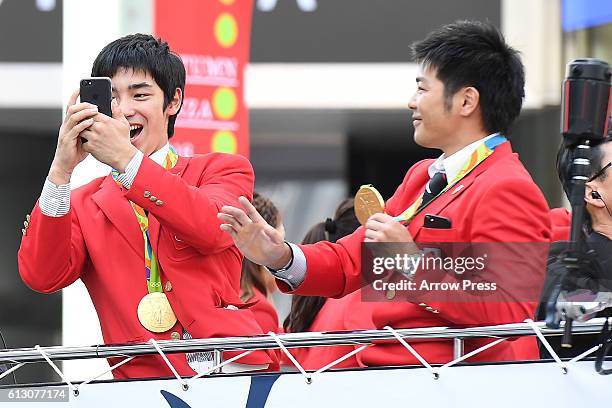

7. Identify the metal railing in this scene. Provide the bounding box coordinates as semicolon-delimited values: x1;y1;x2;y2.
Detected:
0;319;606;365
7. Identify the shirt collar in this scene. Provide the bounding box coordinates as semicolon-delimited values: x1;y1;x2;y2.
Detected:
428;133;498;183
149;143;170;166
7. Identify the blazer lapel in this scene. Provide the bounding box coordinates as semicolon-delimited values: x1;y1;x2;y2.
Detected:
408;141;513;235
92;175;143;256
148;156;189;257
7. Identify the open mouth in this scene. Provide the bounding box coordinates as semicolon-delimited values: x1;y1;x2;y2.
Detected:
130;124;143;139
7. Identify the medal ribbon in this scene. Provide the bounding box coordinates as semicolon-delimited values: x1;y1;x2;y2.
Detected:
396;134;507;224
111;146;179;293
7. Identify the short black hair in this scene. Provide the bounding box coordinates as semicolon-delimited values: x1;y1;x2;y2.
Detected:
411;20;525;135
557;136;612;230
91;33;185;137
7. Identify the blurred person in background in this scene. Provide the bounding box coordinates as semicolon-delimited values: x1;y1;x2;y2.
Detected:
18;34;276;379
283;198;365;370
219;21;551;367
241;192;284;334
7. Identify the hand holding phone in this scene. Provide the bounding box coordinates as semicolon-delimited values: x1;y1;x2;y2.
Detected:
48;89;96;185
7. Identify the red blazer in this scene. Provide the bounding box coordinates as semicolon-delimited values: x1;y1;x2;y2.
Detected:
550;207;571;242
283;142;551;366
18;153;277;378
248;288;279;334
286;291;370;370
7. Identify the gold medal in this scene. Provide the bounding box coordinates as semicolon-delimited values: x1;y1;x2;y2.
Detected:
137;292;177;333
355;184;386;225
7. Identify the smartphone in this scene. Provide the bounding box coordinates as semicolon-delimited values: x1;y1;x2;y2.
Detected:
80;77;112;117
424;214;452;229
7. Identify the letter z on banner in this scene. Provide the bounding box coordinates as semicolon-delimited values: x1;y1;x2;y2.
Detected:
155;0;253;157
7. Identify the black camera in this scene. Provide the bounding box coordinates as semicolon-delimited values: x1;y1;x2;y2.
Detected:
562;58;611;146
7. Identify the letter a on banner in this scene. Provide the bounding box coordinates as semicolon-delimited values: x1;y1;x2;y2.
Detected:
154;0;253;157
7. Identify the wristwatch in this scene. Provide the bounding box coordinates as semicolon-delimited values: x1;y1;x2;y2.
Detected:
266;241;294;274
399;251;424;280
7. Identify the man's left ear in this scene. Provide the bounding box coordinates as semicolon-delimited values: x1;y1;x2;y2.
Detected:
165;88;183;116
459;87;480;117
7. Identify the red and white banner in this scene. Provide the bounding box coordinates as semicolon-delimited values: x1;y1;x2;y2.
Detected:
154;0;252;157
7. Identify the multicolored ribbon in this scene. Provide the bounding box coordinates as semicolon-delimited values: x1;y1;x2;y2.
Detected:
395;134;507;224
112;146;179;293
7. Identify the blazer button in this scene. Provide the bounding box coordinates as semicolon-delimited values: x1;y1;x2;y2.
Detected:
150;196;157;202
385;289;395;300
155;200;164;206
164;281;173;292
144;191;151;198
26;214;31;222
170;331;181;340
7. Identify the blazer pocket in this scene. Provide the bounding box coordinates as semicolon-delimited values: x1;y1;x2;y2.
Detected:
166;234;199;261
214;292;259;309
172;235;190;250
417;226;458;243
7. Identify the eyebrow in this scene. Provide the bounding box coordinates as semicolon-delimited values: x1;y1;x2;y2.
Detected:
112;82;153;92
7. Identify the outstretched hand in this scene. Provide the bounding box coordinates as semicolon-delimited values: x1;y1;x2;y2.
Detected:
218;196;292;269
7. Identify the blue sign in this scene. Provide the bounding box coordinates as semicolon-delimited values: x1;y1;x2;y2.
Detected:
160;375;281;408
562;0;612;32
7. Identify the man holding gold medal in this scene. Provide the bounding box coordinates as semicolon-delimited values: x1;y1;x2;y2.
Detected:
218;21;552;366
18;34;276;378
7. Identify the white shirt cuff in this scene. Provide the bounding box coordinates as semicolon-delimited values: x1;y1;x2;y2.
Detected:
267;242;307;289
39;178;71;217
115;150;144;189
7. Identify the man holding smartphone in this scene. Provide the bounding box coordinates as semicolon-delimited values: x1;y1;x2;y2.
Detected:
219;21;552;367
18;34;276;378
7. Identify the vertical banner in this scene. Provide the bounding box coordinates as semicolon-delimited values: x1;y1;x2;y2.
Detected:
154;0;252;157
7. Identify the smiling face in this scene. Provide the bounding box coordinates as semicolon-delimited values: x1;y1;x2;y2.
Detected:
408;66;465;154
111;68;181;157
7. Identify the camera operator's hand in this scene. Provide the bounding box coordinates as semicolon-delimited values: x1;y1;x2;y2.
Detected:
48;89;97;185
559;248;606;294
80;99;137;172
